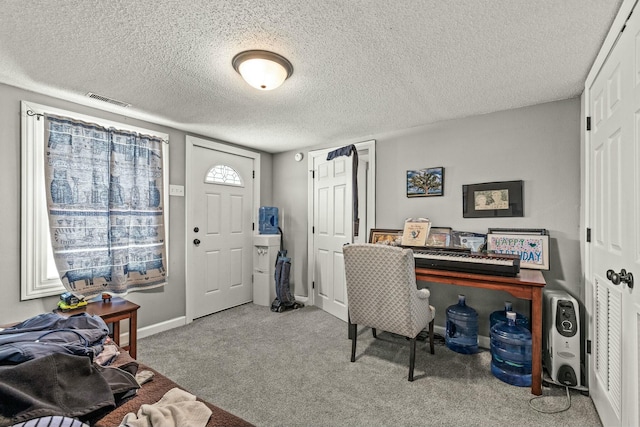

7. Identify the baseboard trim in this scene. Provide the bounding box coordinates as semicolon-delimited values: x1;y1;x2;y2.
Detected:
119;316;187;346
433;325;490;350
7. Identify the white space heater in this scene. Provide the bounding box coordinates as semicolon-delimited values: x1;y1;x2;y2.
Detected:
543;290;583;388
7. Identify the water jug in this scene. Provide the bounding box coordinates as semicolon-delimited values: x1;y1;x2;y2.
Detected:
445;294;478;354
490;311;532;387
259;207;279;234
490;301;528;329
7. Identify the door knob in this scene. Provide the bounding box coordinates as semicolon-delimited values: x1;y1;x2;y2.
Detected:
607;269;634;288
193;239;201;246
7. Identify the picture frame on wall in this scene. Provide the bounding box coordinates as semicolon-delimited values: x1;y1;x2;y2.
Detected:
369;228;403;246
407;167;444;197
462;180;524;218
486;228;549;270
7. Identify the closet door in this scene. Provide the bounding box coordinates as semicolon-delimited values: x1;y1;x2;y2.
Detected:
587;5;639;426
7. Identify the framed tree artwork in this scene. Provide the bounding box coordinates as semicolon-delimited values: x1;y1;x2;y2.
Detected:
407;167;444;197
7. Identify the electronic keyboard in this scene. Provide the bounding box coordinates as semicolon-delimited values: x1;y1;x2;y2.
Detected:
410;248;521;277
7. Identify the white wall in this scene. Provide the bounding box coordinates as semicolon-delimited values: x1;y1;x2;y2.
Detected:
274;98;582;335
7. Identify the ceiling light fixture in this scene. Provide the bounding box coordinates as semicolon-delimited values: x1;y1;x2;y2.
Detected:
232;50;293;91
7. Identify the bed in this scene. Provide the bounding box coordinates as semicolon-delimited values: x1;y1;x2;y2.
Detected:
91;350;253;427
0;314;253;427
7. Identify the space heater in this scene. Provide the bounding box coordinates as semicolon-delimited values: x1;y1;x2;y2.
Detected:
543;290;583;388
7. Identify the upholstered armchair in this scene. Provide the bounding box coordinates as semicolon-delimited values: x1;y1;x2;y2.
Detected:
343;243;435;381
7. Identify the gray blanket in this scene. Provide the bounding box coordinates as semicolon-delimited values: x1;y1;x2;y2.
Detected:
0;353;139;427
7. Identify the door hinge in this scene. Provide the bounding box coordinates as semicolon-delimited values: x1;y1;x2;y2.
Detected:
311;170;315;179
252;222;255;231
252;170;255;179
586;228;591;243
586;116;591;131
251;274;254;284
587;339;591;354
312;226;315;234
621;9;633;33
312;281;315;289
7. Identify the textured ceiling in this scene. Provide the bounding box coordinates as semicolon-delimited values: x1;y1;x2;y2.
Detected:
0;1;623;153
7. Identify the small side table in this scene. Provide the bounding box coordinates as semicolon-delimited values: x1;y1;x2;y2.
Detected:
56;297;140;359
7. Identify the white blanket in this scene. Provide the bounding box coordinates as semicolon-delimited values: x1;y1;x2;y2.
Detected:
120;387;212;427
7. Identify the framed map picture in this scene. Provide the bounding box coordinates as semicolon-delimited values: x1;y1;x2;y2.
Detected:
462;180;523;218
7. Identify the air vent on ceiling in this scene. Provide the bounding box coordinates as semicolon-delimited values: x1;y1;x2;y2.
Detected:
86;92;131;108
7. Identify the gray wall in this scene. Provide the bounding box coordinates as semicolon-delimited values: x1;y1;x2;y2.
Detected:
274;98;582;335
1;80;581;340
0;83;273;328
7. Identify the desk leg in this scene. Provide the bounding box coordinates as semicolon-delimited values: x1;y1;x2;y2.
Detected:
129;311;138;359
531;288;543;395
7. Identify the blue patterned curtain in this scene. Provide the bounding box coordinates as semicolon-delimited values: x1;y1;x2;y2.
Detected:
44;115;167;299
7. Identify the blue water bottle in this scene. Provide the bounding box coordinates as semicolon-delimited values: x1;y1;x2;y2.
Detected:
490;311;532;386
445;294;479;354
490;301;529;329
259;207;279;234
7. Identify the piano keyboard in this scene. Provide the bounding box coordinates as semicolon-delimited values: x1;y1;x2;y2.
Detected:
411;249;521;277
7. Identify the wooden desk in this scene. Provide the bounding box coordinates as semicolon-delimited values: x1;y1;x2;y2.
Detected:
415;267;546;395
56;297;140;359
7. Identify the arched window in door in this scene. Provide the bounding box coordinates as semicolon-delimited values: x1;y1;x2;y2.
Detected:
204;164;244;187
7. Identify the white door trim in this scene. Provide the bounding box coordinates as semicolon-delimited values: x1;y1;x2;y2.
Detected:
185;135;261;323
306;140;376;306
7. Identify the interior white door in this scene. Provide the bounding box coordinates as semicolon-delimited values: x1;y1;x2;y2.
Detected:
588;7;639;426
189;146;254;319
312;152;353;321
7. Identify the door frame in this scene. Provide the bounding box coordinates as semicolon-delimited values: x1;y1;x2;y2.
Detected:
185;135;261;323
306;140;376;306
582;0;637;418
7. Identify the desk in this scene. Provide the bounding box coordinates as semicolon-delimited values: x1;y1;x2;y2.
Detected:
415;267;546;396
56;297;140;359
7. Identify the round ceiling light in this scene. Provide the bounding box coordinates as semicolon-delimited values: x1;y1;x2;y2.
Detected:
232;50;293;91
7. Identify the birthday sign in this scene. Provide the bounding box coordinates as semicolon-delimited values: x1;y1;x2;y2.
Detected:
487;233;549;270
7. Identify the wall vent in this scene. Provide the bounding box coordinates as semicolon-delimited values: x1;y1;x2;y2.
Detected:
86;92;131;108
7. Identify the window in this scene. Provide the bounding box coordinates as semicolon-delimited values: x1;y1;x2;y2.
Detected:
21;101;169;300
205;165;244;186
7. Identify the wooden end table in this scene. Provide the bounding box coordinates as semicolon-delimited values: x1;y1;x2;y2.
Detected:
56;297;140;359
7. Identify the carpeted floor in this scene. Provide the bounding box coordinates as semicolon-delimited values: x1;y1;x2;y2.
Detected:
137;303;602;427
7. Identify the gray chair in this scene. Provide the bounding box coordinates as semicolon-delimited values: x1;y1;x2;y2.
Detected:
343;243;435;381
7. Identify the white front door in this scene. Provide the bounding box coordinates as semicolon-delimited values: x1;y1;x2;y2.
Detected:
587;5;639;426
312;152;353;321
187;142;255;319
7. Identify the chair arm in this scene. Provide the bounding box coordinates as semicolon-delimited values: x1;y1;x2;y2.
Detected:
416;288;430;299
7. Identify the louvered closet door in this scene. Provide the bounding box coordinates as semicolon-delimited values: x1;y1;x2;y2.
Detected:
588;7;639;426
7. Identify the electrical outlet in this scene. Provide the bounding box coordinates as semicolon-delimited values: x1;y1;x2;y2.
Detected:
169;185;184;197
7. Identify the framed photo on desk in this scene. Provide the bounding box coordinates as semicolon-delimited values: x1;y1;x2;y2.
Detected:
369;228;403;246
426;227;451;247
